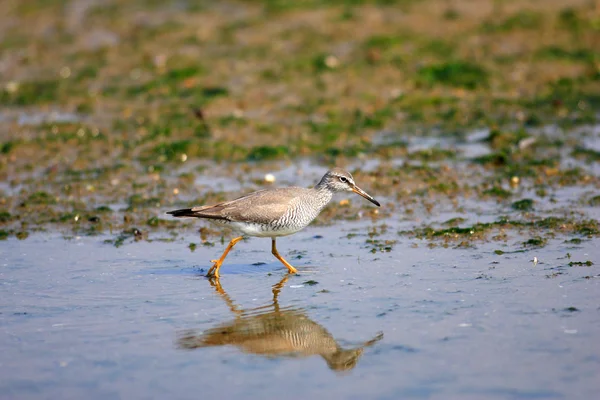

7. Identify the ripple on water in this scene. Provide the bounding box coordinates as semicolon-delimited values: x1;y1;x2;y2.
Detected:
1;227;599;398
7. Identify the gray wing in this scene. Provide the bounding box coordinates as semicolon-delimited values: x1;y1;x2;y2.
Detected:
172;187;308;225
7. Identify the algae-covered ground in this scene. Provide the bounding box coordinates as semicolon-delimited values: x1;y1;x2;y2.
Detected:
1;0;599;249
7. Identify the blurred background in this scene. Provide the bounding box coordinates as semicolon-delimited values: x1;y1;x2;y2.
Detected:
0;0;599;239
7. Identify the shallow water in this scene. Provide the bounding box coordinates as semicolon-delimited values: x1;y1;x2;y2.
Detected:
1;221;599;399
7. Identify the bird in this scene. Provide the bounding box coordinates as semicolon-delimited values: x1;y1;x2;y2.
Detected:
176;275;383;371
167;168;380;278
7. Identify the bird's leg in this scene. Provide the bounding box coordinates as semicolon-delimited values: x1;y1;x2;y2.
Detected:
208;276;226;294
271;238;298;274
206;236;244;278
272;274;289;298
271;274;289;313
207;276;243;317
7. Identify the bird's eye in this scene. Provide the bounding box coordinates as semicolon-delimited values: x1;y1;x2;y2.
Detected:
339;176;348;183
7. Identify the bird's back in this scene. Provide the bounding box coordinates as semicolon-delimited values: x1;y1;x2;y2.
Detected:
216;187;313;225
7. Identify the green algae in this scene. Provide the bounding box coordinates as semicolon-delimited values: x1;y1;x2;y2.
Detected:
366;238;396;253
16;231;30;240
25;192;57;205
523;237;547;247
402;217;600;243
0;79;61;106
442;217;467;226
1;141;16;154
481;10;543;32
407;148;456;162
568;260;593;267
589;196;600;207
416;61;488;89
512;199;534;211
483;187;512;199
247;145;290;161
571;147;600;163
104;228;144;248
535;46;597;63
151;140;193;162
0;211;11;223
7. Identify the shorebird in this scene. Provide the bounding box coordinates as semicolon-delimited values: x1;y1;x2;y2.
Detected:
167;168;380;278
177;276;383;371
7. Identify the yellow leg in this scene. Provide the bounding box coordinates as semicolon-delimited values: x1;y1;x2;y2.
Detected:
208;276;224;294
271;274;290;313
271;238;298;274
207;276;243;316
206;236;244;278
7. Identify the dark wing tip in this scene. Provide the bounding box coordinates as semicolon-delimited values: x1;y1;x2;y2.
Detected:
167;208;194;217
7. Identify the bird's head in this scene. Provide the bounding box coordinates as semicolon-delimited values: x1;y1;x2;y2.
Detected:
318;168;380;207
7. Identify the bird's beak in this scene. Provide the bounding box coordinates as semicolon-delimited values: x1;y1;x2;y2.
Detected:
351;185;381;207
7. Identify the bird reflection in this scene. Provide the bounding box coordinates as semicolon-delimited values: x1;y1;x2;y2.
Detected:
177;275;383;371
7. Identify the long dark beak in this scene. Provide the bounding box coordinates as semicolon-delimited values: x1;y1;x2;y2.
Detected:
352;185;381;207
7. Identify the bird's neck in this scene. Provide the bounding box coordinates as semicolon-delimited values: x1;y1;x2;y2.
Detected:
312;184;334;209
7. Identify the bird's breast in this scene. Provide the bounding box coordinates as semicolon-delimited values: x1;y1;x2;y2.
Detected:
230;221;303;238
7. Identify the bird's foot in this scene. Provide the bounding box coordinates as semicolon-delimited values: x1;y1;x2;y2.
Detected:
287;265;298;274
206;260;222;278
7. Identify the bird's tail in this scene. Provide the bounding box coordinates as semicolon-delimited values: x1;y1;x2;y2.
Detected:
166;208;197;218
166;206;228;221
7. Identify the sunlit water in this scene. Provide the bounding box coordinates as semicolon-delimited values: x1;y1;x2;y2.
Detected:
1;221;599;399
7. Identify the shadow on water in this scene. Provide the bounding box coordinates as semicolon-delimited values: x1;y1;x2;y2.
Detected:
176;275;384;372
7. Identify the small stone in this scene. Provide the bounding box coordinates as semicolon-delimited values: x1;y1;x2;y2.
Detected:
264;173;276;183
5;81;19;93
324;55;339;68
60;66;71;79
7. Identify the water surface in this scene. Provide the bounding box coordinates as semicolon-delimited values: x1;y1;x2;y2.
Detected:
1;223;598;399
